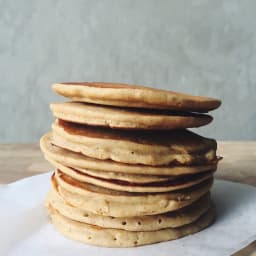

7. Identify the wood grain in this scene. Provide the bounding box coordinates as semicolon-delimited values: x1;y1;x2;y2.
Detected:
217;141;256;186
0;142;256;185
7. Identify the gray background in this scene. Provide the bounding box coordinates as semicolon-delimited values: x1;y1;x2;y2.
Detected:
0;0;255;142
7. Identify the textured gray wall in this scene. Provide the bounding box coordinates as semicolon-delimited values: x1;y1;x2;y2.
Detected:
1;0;255;142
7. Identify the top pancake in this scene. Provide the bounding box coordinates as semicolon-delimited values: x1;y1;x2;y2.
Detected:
52;82;221;113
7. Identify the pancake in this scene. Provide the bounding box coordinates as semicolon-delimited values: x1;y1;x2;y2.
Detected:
46;188;211;231
46;156;171;183
50;160;214;193
50;102;212;130
51;120;217;166
52;82;221;112
47;203;215;247
53;171;213;217
40;132;219;176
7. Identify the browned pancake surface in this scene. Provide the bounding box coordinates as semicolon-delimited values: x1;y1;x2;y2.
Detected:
57;119;217;152
53;82;221;112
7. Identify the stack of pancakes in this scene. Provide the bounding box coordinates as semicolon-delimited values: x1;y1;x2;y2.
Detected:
40;82;221;247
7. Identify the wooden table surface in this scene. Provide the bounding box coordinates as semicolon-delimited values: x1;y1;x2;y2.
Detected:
0;141;255;185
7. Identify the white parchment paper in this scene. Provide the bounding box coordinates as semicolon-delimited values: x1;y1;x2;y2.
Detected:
0;172;255;256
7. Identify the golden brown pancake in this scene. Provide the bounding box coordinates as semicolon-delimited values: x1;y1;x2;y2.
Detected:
52;82;221;112
47;202;216;247
50;160;214;193
51;119;217;166
40;132;219;176
50;102;213;130
53;170;213;217
46;188;211;231
46;156;172;183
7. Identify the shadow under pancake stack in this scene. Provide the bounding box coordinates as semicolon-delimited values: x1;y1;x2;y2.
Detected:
40;82;221;247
